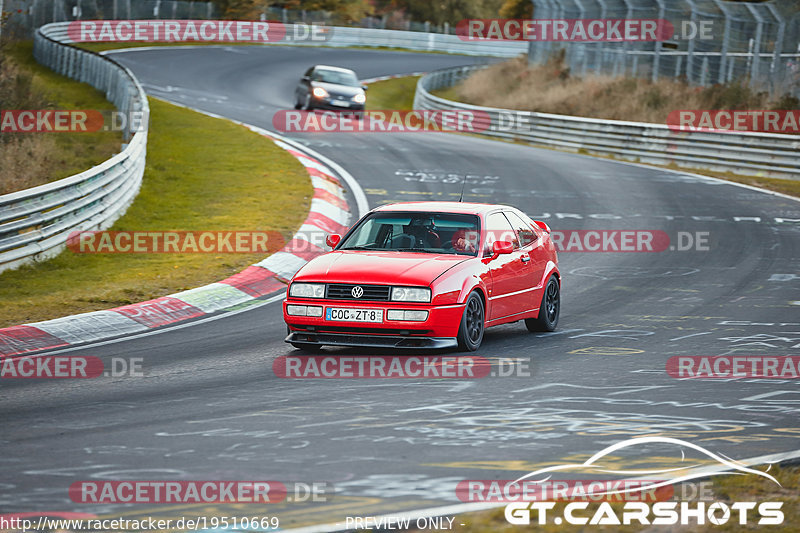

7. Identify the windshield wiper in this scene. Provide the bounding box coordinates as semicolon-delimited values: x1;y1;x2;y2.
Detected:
339;246;376;251
394;248;442;254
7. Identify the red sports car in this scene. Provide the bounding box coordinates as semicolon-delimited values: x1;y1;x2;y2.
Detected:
283;202;560;351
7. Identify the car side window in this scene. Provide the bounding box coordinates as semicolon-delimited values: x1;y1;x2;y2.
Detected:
484;212;518;255
304;67;314;77
505;211;537;248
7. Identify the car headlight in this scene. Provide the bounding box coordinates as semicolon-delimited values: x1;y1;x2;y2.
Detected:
290;283;325;298
352;93;366;104
312;87;328;99
391;287;431;302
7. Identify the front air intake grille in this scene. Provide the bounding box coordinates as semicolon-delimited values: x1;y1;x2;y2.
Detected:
326;283;391;301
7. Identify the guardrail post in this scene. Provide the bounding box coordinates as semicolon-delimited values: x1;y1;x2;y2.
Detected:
746;4;764;88
700;56;709;86
685;0;698;84
595;0;608;75
652;0;665;82
765;4;786;95
712;0;731;85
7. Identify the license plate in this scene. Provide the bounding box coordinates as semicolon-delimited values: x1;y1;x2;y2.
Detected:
331;99;350;107
326;307;383;322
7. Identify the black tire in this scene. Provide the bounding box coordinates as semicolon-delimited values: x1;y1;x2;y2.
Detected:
457;291;485;351
526;275;560;332
293;96;302;110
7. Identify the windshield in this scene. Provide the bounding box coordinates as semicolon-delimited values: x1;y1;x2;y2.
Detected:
338;212;481;256
312;69;360;87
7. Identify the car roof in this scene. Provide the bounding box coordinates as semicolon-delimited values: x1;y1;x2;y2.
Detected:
313;65;356;74
371;201;516;216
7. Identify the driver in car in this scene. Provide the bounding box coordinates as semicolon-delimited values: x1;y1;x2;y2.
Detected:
451;228;479;253
404;218;441;248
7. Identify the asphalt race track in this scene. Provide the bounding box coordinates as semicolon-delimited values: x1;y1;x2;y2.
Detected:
2;46;799;529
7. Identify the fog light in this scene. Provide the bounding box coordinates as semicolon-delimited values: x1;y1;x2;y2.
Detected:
306;306;323;317
387;309;429;321
287;305;307;316
387;310;404;321
404;310;428;321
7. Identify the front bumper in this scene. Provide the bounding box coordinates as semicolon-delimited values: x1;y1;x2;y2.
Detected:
286;331;457;349
311;97;364;111
284;300;465;348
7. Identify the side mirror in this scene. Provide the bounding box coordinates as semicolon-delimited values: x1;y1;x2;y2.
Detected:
326;234;341;248
533;220;551;233
491;240;514;258
361;85;368;91
302;76;311;82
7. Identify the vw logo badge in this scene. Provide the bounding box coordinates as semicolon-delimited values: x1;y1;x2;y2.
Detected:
351;286;364;298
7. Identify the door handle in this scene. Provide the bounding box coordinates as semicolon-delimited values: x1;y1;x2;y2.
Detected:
521;254;530;263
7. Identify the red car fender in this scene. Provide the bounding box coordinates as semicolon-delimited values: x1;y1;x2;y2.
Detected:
457;275;487;306
542;261;560;287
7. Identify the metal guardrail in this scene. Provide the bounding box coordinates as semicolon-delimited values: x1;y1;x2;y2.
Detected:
0;22;149;273
277;26;526;57
50;24;526;58
414;65;800;179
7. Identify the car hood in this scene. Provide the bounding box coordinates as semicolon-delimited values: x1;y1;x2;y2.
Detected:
293;251;470;286
312;81;363;98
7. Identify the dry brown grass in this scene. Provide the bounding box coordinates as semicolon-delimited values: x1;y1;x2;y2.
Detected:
0;40;121;195
446;55;799;123
0;135;60;194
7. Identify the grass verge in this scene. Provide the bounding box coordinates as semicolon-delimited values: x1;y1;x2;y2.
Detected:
453;465;799;532
366;76;420;111
0;41;122;194
0;97;311;328
444;55;799;123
